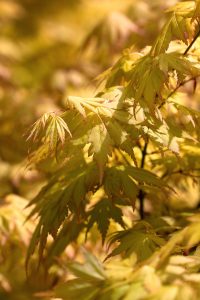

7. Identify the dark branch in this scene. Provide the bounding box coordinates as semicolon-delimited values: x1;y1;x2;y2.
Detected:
138;139;148;219
158;77;198;109
184;26;200;55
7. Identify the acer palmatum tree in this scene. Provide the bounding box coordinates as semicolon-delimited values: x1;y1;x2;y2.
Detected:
26;1;200;299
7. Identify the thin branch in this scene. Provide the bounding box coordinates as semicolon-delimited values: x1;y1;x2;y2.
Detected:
158;27;200;109
158;77;197;109
161;168;200;179
140;140;148;169
184;27;200;55
138;139;148;219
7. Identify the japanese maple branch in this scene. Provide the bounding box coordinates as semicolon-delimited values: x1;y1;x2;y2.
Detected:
184;26;200;55
138;139;148;219
158;27;200;109
158;77;198;109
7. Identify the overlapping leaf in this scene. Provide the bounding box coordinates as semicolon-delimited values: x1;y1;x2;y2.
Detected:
26;112;71;152
151;1;198;56
124;52;200;112
26;162;99;264
55;250;106;300
106;222;165;261
86;198;125;244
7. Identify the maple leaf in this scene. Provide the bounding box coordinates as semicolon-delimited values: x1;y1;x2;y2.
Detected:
26;112;71;152
88;123;112;184
151;1;197;56
86;198;125;244
106;222;165;261
55;250;106;300
104;166;139;206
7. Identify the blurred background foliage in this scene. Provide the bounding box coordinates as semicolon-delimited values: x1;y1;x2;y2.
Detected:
0;0;177;198
1;0;200;299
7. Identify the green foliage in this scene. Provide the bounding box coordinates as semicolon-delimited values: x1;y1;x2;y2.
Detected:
27;112;72;151
55;250;106;300
151;1;198;55
55;249;200;300
86;198;125;244
26;0;200;266
1;0;200;299
106;222;165;261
